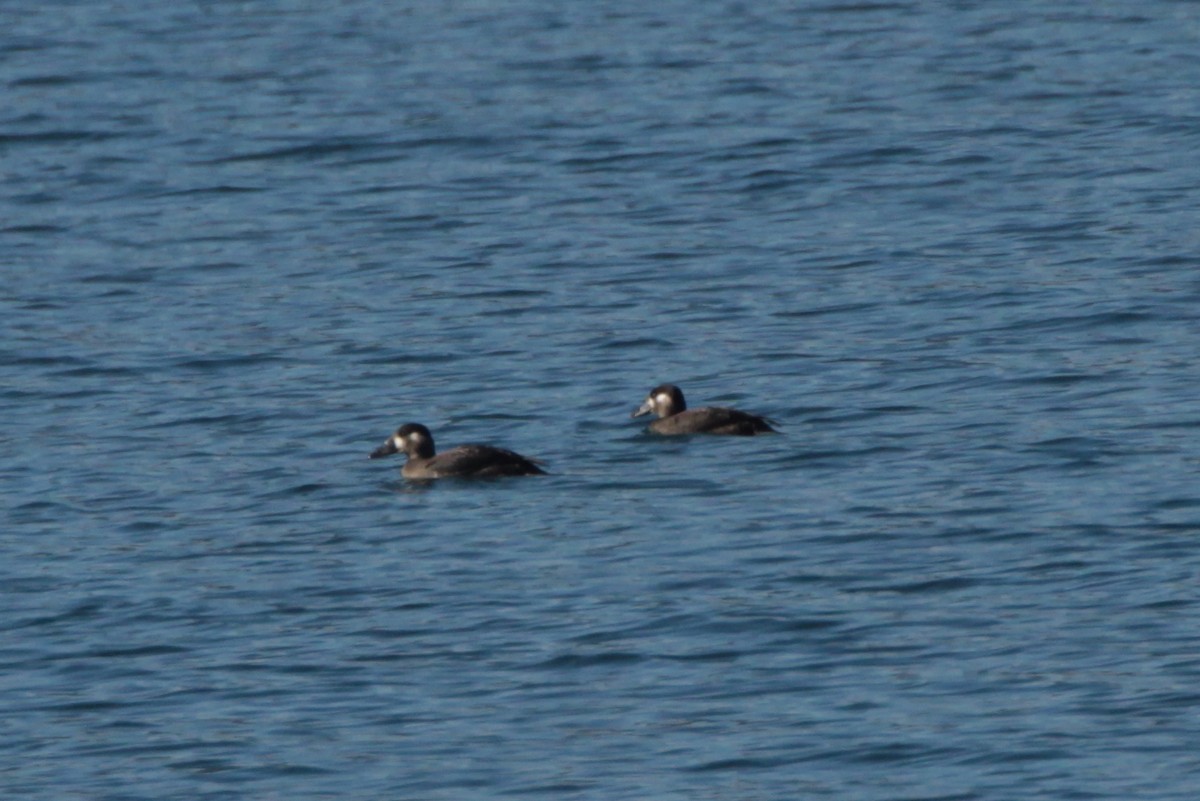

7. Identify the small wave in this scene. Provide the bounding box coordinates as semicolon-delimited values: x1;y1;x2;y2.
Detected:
0;223;67;234
535;651;644;669
849;576;979;594
686;756;783;772
171;353;289;371
0;130;120;146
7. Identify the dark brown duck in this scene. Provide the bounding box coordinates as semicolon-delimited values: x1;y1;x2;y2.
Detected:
631;383;778;436
370;423;545;479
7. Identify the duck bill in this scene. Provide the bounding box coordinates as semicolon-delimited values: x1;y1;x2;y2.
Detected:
631;399;653;418
369;439;399;459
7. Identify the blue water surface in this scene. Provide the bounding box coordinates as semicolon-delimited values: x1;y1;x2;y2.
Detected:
3;1;1200;799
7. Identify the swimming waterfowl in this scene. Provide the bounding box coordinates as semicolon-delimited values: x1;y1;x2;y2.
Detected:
369;423;546;479
631;383;777;436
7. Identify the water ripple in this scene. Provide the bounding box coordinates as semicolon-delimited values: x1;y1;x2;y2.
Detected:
4;3;1200;801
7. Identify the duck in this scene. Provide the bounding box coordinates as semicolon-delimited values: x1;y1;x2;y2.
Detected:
631;383;777;436
369;423;546;479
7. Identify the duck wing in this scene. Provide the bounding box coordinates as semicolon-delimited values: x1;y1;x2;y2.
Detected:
688;407;779;436
431;444;546;477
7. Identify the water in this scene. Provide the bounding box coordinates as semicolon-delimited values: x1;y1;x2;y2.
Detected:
4;1;1200;798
